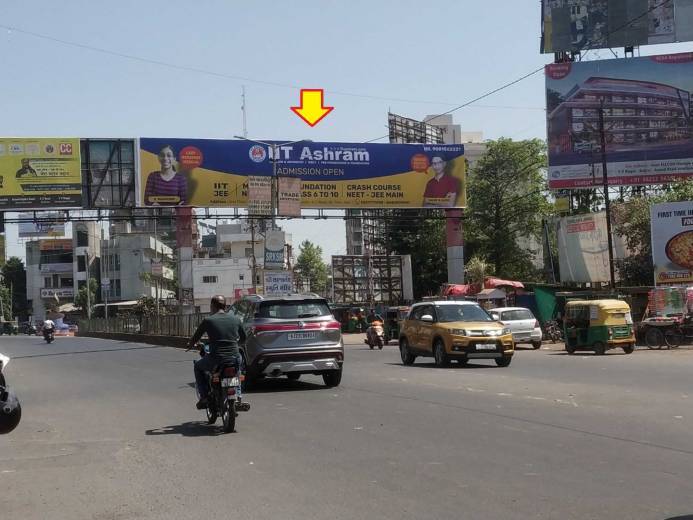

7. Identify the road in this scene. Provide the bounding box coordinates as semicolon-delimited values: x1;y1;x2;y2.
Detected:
1;335;692;520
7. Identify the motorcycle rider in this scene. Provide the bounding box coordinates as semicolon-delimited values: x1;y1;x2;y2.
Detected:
188;295;245;410
366;309;384;345
42;318;55;340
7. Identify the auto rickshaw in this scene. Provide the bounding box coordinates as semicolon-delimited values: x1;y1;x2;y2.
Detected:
383;306;410;344
563;299;636;355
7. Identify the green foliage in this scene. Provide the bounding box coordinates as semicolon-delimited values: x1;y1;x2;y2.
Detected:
466;138;550;281
384;212;447;299
612;180;693;286
295;240;329;295
74;279;98;316
465;256;491;285
0;257;28;318
134;296;157;316
0;285;11;321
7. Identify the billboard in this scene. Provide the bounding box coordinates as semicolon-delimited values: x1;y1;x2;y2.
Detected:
546;53;693;189
139;138;465;209
264;230;285;269
651;201;693;284
17;212;66;238
556;212;628;283
39;239;73;251
0;138;81;208
541;0;693;54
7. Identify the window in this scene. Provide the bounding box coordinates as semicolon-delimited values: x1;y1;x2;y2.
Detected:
77;256;86;272
202;275;218;284
239;274;244;281
244;247;253;258
435;304;493;323
500;309;534;321
44;277;53;288
257;300;331;319
76;229;89;247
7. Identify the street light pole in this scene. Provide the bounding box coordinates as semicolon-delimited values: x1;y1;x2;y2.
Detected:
598;100;616;290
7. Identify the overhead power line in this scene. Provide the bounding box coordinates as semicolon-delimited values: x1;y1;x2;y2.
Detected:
0;23;538;110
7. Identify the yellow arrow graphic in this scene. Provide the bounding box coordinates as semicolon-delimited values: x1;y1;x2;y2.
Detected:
291;89;334;127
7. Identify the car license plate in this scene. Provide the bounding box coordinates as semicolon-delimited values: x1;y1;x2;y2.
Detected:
476;343;496;351
288;332;316;341
221;377;240;388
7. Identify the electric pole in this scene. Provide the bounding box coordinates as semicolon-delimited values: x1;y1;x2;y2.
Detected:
598;99;616;290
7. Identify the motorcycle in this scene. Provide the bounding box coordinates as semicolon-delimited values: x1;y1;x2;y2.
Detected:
43;327;55;344
0;352;21;434
365;321;385;350
197;344;250;433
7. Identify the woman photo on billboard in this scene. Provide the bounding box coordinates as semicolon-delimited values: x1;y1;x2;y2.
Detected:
422;155;460;208
144;145;188;206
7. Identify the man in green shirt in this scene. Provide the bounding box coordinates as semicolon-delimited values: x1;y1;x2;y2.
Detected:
188;295;245;409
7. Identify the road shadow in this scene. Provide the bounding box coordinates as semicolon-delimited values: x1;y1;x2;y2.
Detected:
664;516;693;519
245;378;327;394
385;362;495;370
145;421;229;437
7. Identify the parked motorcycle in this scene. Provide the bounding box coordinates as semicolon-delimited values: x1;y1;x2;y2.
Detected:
365;321;385;350
197;344;250;433
0;352;21;434
43;326;55;344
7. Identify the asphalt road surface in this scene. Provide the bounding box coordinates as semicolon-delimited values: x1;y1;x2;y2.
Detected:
1;335;692;520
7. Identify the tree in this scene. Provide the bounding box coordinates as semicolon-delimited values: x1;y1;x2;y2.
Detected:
465;256;491;285
1;257;28;319
612;181;693;286
0;285;11;321
74;279;98;316
294;240;329;295
466;138;551;281
382;211;447;299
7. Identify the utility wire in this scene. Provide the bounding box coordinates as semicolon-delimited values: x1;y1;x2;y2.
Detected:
0;22;538;110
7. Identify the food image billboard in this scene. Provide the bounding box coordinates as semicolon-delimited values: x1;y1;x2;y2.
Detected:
540;0;693;54
651;201;693;284
0;138;82;208
138;138;465;209
546;53;693;189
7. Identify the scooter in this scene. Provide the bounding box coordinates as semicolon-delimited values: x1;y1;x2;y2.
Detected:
365;322;385;350
0;352;21;434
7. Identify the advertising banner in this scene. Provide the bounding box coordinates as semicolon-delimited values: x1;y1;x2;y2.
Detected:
546;53;693;189
247;176;272;215
0;138;81;208
263;271;293;297
39;239;73;252
278;177;301;216
541;0;693;54
139;138;465;209
18;212;66;238
264;230;285;269
651;201;693;284
556;212;628;283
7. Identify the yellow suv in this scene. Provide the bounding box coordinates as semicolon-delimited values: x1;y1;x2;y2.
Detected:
399;301;514;367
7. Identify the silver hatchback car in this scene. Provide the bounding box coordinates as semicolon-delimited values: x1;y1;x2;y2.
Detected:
230;294;344;387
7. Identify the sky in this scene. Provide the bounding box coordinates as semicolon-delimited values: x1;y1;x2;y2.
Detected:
1;0;691;262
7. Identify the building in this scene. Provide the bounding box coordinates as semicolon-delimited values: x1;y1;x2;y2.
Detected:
25;222;100;321
345;210;386;256
100;233;176;302
193;220;293;310
548;76;691;154
192;257;253;312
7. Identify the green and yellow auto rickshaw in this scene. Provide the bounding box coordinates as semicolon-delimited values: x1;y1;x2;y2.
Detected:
563;300;636;355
